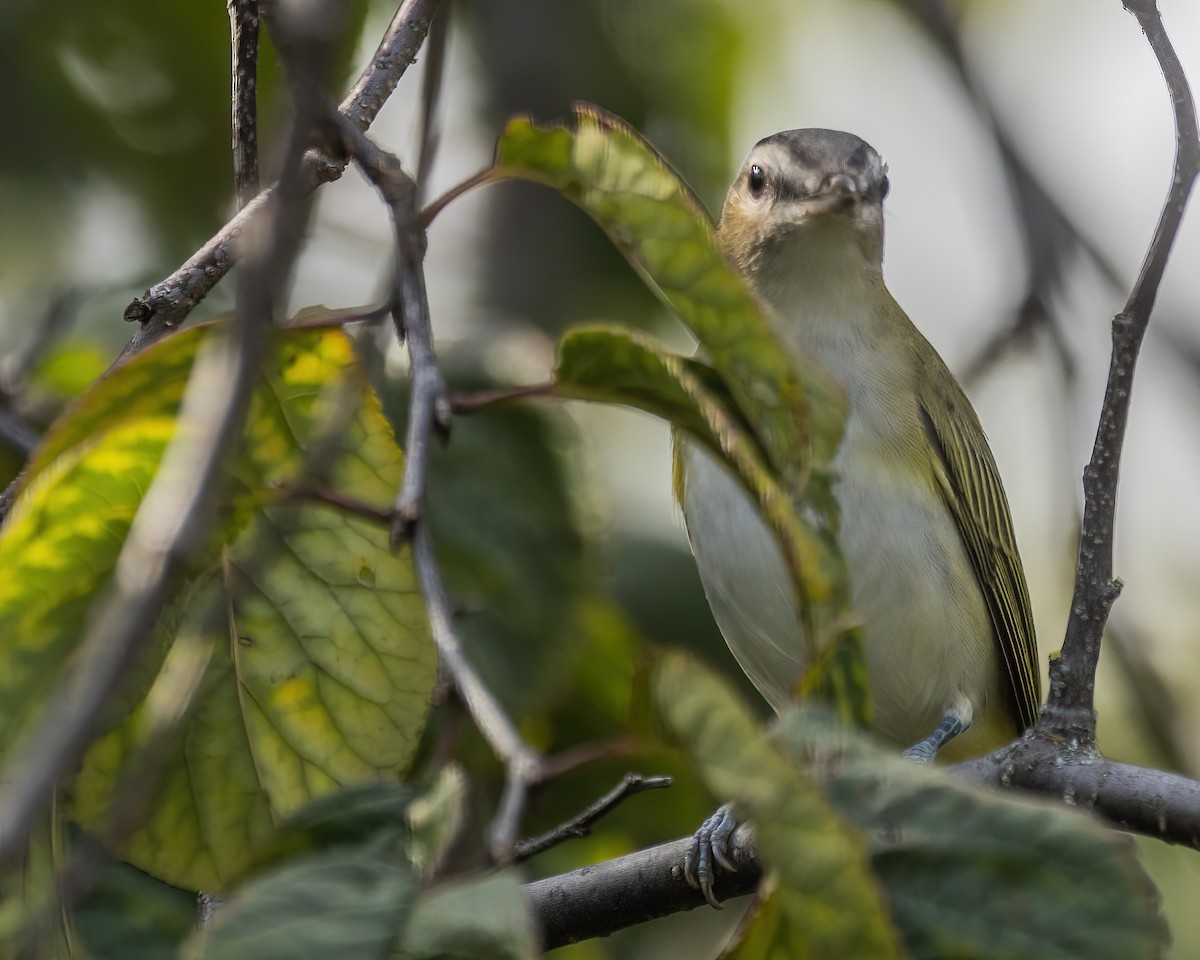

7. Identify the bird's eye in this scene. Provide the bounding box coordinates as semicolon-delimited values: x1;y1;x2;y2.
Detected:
880;175;891;200
747;164;766;198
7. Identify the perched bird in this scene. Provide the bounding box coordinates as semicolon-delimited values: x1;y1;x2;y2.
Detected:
676;130;1041;895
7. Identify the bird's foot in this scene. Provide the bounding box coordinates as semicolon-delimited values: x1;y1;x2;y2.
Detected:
903;709;969;764
684;803;738;908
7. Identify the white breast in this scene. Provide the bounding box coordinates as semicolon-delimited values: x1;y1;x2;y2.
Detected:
680;297;1007;756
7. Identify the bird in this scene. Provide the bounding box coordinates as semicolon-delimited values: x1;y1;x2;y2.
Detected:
675;129;1041;900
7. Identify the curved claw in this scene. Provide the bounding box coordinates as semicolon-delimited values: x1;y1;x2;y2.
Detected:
684;804;738;908
902;741;936;764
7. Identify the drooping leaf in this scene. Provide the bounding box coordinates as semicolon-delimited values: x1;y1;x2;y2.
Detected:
555;324;836;606
654;653;902;958
0;322;436;892
397;872;538;960
773;709;1171;960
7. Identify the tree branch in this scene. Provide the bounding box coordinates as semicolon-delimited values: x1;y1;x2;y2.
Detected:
227;0;261;209
322;113;552;861
1042;0;1200;736
514;773;672;864
119;0;444;356
523;824;761;951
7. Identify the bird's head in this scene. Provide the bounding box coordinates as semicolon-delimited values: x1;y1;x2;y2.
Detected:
718;129;889;284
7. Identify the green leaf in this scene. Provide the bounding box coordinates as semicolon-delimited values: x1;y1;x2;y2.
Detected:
654;654;902;958
502;105;865;720
398;873;538;960
190;846;416;960
0;322;436;892
774;710;1171;960
554;324;750;454
555;324;833;607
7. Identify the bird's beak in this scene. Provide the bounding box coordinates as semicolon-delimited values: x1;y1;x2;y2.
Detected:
808;172;860;214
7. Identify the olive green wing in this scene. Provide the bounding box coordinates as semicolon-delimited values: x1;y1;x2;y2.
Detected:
916;367;1041;734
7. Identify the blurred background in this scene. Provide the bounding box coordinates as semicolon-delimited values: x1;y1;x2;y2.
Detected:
3;0;1200;955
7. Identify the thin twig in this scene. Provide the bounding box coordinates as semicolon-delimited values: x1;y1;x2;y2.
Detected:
282;483;396;525
537;736;638;781
449;382;555;414
120;0;444;353
411;521;543;860
415;1;450;205
1041;0;1200;735
390;221;452;545
228;0;261;209
514;774;672;863
323;113;547;861
284;300;394;328
0;1;338;873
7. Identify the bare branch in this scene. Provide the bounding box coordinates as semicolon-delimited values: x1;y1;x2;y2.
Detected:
1042;0;1200;735
953;743;1200;847
514;773;672;864
228;0;261;209
415;2;451;203
523;824;761;951
121;0;444;353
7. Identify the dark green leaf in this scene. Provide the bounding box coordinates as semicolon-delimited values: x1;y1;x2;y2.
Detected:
775;709;1171;960
192;847;416;960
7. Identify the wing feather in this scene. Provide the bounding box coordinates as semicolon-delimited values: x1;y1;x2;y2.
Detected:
917;376;1041;733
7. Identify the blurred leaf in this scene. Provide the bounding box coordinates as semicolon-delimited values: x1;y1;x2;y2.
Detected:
0;1;371;255
405;764;468;879
190;846;416;960
0;322;435;891
774;709;1171;960
398;872;538;960
272;782;415;853
30;340;109;400
654;654;902;958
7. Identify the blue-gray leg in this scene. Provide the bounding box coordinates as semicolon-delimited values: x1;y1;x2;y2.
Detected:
684;803;738;908
903;710;969;763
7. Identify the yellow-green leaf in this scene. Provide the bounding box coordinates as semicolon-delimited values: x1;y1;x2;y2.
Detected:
0;322;437;892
